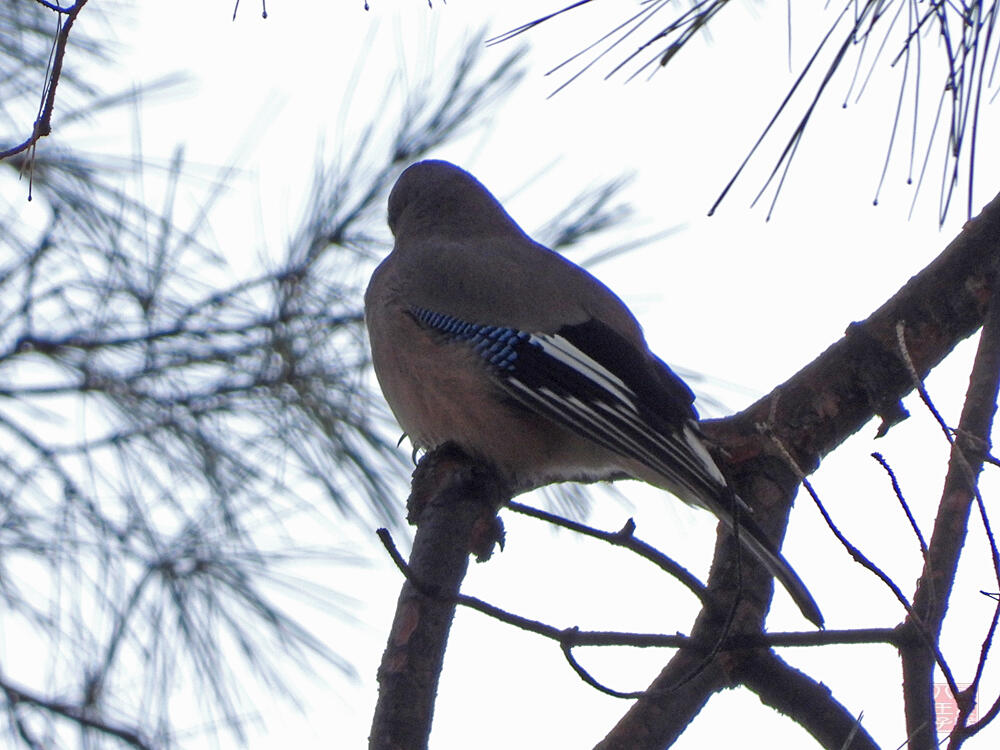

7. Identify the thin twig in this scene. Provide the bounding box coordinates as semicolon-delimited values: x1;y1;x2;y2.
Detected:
0;1;90;163
561;638;647;699
897;320;955;442
506;500;707;600
377;529;904;652
872;451;929;555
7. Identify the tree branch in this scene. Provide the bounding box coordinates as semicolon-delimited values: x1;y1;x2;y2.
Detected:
368;444;508;750
901;256;1000;749
739;650;879;750
507;500;708;602
0;0;89;163
379;526;902;651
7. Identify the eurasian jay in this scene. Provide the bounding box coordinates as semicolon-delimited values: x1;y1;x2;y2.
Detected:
365;160;823;628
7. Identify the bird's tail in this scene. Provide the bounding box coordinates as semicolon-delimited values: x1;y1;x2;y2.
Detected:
722;502;824;628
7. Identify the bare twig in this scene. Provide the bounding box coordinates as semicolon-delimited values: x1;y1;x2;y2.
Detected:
380;527;905;656
507;500;708;601
0;0;89;164
896;320;955;441
872;451;929;556
561;639;647;699
956;594;1000;744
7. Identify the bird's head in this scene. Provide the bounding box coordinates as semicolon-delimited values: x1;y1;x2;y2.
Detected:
387;160;526;243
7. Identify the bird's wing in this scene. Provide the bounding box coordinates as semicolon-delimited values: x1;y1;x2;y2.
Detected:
408;306;725;505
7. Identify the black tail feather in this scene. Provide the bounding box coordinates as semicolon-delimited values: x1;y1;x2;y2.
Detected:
709;493;824;628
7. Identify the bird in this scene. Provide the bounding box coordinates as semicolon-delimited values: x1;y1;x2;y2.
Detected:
364;159;823;628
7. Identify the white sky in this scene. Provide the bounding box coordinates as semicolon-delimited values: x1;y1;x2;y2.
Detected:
27;1;1000;748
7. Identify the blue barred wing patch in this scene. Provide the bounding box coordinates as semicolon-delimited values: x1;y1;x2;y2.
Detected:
410;307;529;372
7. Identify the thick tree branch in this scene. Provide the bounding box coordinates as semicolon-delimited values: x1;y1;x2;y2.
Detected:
731;194;1000;470
901;263;1000;749
739;650;878;750
594;644;724;750
368;444;507;750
